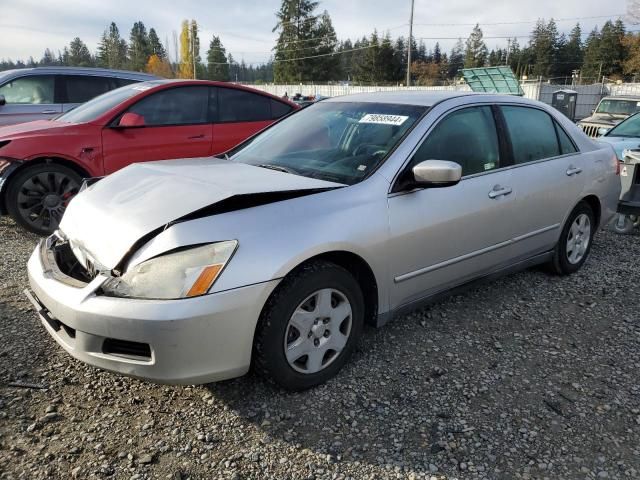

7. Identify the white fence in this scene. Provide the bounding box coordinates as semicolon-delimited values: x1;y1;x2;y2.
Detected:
247;81;640;120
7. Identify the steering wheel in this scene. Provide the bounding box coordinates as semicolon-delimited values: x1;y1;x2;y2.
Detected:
352;144;387;157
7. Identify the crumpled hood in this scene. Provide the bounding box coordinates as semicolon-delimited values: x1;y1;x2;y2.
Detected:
0;119;70;140
59;157;343;270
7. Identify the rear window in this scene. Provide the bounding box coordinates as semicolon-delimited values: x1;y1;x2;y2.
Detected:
501;106;560;163
271;99;293;119
217;88;272;122
63;75;119;103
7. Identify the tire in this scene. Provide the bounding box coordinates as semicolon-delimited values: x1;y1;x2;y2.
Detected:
6;163;82;235
608;214;636;235
253;260;364;391
548;201;595;275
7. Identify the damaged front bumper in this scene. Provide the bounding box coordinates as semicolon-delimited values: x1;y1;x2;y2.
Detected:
25;238;280;384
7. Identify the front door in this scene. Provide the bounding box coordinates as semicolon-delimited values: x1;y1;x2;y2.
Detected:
0;74;61;126
387;105;518;308
101;86;213;174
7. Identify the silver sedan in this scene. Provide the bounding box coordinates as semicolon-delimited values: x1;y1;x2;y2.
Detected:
26;92;621;390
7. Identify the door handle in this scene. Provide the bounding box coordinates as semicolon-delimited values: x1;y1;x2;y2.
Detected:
566;166;582;176
488;185;512;199
41;109;57;114
188;134;205;139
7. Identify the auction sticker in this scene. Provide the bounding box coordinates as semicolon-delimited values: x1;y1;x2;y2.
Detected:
359;114;408;126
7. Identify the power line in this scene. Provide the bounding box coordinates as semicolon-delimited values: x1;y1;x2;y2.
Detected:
411;13;626;27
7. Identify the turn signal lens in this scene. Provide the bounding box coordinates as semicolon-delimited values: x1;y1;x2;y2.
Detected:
615;155;621;175
186;264;224;297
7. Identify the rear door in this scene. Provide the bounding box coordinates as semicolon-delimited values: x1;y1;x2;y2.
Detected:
101;86;212;174
387;105;518;308
0;74;61;125
211;87;294;153
498;105;586;259
60;75;125;112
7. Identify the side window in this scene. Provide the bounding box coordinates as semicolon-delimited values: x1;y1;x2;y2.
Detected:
115;78;138;88
271;99;293;119
0;75;55;104
555;123;578;155
413;106;500;176
501;106;561;163
218;88;271;122
127;86;208;126
63;76;115;103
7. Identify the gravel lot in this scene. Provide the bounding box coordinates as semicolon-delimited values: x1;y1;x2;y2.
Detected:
0;215;639;480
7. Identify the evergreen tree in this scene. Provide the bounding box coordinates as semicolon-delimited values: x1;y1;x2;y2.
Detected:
312;10;340;81
273;0;319;82
581;27;602;81
448;39;465;78
129;21;151;72
393;36;406;82
68;37;93;66
148;28;166;59
529;19;558;78
599;20;626;78
563;24;583;76
464;24;487;68
40;49;56;66
206;35;230;81
433;42;442;64
97;22;128;69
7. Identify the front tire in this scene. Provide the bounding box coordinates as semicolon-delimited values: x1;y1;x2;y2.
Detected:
253;260;364;391
548;201;595;275
6;163;82;235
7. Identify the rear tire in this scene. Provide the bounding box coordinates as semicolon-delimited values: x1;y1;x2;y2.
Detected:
548;201;595;275
6;163;82;235
253;260;364;391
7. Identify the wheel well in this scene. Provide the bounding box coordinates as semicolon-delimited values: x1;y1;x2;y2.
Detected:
582;195;601;226
294;251;379;326
1;157;90;214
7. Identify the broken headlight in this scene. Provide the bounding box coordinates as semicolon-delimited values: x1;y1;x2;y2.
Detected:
101;241;238;300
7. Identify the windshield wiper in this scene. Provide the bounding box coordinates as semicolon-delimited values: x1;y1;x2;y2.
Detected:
257;164;297;174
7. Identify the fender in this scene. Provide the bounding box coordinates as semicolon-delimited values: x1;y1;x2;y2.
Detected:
0;157;23;214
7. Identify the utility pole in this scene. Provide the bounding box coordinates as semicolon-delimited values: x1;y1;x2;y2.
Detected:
406;0;415;87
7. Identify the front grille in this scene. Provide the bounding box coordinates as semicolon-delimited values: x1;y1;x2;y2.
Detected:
579;123;603;138
102;338;152;360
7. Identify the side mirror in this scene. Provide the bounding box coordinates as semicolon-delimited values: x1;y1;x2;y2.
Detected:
0;95;5;106
117;112;146;128
597;127;610;137
411;160;462;188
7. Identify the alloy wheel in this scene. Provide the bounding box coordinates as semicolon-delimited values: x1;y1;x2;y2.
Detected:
16;171;79;232
566;213;591;264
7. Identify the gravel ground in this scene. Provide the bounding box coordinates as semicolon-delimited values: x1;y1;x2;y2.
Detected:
0;215;639;480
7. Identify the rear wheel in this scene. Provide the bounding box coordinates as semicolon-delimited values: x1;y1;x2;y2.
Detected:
548;201;595;275
253;260;364;391
6;163;82;235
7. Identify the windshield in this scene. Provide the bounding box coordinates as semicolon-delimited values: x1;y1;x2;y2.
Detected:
596;99;640;116
57;83;153;123
231;101;426;185
607;113;640;137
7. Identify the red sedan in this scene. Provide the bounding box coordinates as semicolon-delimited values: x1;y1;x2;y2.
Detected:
0;80;298;234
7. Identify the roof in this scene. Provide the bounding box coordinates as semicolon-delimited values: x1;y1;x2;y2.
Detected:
601;95;640;101
324;90;482;106
0;67;157;80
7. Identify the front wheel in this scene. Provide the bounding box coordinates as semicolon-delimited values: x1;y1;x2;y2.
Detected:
6;163;82;235
548;201;595;275
253;261;364;391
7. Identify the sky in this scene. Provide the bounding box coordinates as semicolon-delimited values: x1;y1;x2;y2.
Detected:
0;0;632;65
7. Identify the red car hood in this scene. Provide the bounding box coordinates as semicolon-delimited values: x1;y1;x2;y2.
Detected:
0;119;73;140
